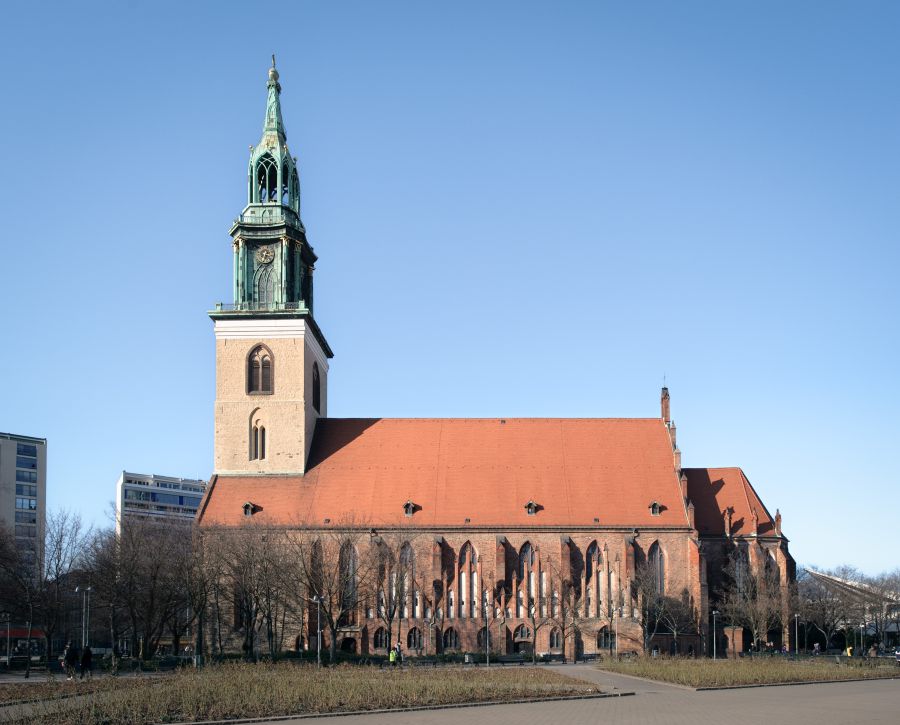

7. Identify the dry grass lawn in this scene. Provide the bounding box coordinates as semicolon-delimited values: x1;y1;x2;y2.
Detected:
0;662;599;724
599;656;900;688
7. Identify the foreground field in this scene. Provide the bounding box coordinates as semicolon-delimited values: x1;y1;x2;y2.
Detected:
0;663;598;724
599;656;900;687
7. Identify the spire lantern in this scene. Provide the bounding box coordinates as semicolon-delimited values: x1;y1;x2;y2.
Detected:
222;60;325;319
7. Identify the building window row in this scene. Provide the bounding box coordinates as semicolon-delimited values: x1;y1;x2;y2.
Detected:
15;511;37;524
16;456;37;470
16;497;37;511
16;443;38;457
16;470;38;484
16;483;37;497
15;524;36;538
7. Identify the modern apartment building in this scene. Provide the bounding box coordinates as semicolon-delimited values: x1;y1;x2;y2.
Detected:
0;432;47;573
114;471;207;534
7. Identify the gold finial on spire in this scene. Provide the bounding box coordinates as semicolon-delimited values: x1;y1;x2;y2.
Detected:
268;54;279;83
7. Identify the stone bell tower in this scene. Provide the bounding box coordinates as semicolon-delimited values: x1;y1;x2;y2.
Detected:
210;59;333;475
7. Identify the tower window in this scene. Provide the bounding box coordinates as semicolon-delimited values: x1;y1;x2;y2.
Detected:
312;362;321;413
248;345;274;394
256;153;278;203
251;424;266;460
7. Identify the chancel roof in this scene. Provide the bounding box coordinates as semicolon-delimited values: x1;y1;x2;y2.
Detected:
684;467;776;537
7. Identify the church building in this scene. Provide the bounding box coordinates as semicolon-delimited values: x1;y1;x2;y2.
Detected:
199;63;795;658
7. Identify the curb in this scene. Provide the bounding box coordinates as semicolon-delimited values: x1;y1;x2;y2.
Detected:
184;691;634;724
595;667;899;692
696;675;900;691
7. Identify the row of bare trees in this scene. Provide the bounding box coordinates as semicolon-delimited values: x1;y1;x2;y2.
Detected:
798;566;900;651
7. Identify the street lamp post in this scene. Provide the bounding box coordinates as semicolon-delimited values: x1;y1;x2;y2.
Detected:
712;610;719;660
75;586;92;649
794;613;799;656
312;595;322;667
1;613;10;670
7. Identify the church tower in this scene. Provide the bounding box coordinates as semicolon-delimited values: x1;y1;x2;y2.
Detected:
210;60;333;475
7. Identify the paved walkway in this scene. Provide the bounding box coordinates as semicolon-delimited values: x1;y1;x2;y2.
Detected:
277;669;900;725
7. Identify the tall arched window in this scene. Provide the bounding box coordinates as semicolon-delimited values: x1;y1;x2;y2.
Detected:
518;542;534;580
339;541;358;626
256;153;278;202
312;362;321;413
648;542;665;595
251;420;266;460
734;546;749;594
585;541;601;618
255;265;276;308
459;542;477;619
248;346;273;394
400;542;415;619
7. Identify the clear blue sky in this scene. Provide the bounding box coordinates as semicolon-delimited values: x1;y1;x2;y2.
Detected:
1;1;897;573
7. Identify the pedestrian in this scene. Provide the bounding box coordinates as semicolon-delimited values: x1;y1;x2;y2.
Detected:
80;645;93;680
395;643;403;666
388;646;396;667
63;642;79;680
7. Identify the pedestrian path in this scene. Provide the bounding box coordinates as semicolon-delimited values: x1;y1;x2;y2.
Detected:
275;676;899;725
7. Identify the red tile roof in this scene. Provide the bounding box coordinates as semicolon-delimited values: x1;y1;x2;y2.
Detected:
684;467;775;536
199;418;694;529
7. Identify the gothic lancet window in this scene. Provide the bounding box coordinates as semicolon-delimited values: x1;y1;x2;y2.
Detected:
256;153;278;202
251;424;266;460
255;265;275;308
648;542;665;595
248;346;273;394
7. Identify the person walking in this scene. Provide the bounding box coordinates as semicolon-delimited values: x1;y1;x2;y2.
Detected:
388;646;396;667
80;645;93;680
63;642;79;680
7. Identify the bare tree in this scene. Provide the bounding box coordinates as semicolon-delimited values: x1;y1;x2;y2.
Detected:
719;551;783;651
0;524;40;677
523;559;553;663
368;530;419;652
88;519;190;661
40;510;91;661
658;590;697;655
287;521;375;663
632;560;667;653
798;568;851;651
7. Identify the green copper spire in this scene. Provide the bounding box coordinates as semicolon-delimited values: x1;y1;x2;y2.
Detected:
263;55;286;141
244;58;301;224
223;59;320;319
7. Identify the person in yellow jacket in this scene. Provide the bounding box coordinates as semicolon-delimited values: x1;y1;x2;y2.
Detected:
389;647;397;666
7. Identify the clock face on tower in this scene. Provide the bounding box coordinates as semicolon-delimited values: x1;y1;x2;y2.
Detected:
255;246;275;264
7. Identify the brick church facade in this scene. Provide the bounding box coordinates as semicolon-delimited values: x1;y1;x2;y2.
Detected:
199;63;795;658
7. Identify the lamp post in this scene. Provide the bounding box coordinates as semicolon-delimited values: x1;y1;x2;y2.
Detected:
1;613;10;670
312;595;322;667
712;610;719;660
614;606;619;660
75;586;92;648
794;613;799;656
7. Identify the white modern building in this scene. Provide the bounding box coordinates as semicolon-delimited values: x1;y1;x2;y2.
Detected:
114;471;207;534
0;432;47;574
